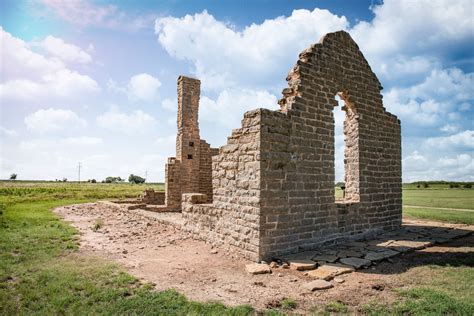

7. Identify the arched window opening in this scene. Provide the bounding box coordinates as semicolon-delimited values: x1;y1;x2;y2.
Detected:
334;92;360;203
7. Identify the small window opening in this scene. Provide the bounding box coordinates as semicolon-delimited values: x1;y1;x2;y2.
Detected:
187;154;193;159
189;141;194;147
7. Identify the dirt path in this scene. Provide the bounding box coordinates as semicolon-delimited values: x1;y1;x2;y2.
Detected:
404;205;474;212
54;202;474;313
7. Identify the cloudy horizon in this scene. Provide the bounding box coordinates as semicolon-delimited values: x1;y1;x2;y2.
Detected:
1;0;473;183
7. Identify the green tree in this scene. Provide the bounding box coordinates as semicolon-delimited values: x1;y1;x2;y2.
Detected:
128;174;145;184
9;173;17;180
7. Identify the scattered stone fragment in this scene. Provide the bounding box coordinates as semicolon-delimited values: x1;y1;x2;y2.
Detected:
307;264;354;280
334;277;345;284
312;254;338;263
210;249;218;254
364;249;399;261
269;261;278;268
289;259;316;271
304;279;333;291
281;263;290;269
340;257;372;269
122;250;128;254
245;263;271;275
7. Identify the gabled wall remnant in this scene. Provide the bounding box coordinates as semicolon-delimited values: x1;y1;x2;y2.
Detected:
182;31;402;261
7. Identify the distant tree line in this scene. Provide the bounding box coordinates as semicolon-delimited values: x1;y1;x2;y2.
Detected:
412;181;473;189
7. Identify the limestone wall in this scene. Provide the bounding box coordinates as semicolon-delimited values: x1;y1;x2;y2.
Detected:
183;109;264;261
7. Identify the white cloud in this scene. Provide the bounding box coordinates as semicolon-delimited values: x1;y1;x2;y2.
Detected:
0;28;100;103
155;9;348;91
423;130;474;150
40;0;153;31
24;108;87;133
107;74;161;102
200;89;278;128
127;73;161;101
20;137;103;152
0;127;18;137
351;0;474;78
1;26;63;80
440;124;460;133
155;135;175;145
40;35;92;63
96;106;157;134
403;151;473;182
161;98;176;111
383;68;473;127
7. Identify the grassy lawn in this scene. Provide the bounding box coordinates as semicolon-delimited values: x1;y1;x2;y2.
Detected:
403;206;474;225
1;181;473;315
403;186;474;210
360;255;474;315
0;186;252;315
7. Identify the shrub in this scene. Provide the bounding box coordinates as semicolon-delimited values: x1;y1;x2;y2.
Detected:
128;174;145;184
10;173;17;180
105;176;123;183
464;183;472;189
92;219;104;232
281;298;297;310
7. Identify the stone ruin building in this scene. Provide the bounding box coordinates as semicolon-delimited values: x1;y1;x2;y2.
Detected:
150;31;402;262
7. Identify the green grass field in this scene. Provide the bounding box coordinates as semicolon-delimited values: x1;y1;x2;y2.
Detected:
1;181;473;315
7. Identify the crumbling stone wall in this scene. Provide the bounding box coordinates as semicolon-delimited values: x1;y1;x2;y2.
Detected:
182;31;402;261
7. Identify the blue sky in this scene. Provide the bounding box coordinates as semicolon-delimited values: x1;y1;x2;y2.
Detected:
1;0;473;182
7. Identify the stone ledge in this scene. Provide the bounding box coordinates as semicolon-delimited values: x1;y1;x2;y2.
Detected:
182;193;208;204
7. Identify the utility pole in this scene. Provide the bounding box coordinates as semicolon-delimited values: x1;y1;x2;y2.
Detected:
145;170;148;183
78;162;81;183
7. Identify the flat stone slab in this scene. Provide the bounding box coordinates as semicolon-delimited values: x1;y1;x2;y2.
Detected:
303;279;333;291
245;263;271;275
364;249;399;261
337;249;364;258
339;257;372;269
389;240;433;251
289;259;316;271
307;264;354;280
312;254;338;263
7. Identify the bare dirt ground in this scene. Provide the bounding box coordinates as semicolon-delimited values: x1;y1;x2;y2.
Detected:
54;202;474;313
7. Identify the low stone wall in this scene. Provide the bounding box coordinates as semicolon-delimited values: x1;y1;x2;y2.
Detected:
139;189;165;205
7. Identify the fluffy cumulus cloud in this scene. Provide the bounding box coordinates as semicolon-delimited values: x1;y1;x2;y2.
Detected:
24;108;87;133
351;0;474;83
154;1;473;182
40;35;92;63
383;68;473;129
403;151;473;182
155;9;348;91
0;28;99;103
200;89;278;128
127;73;161;102
96;106;157;134
107;73;161;102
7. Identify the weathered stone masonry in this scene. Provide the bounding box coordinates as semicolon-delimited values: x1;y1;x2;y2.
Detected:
158;76;218;211
182;31;402;261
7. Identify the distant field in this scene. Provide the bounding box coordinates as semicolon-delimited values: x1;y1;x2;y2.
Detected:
0;181;164;205
403;187;473;210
